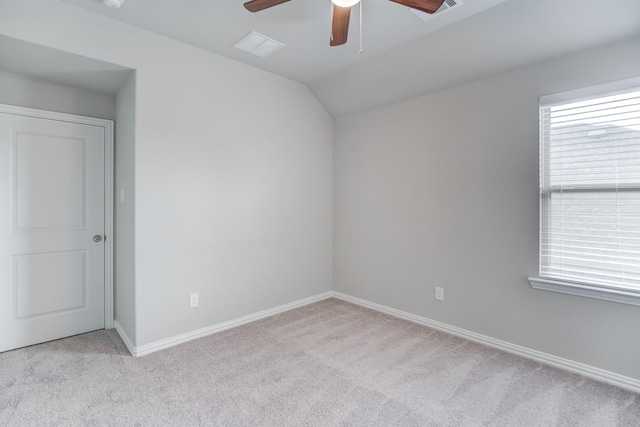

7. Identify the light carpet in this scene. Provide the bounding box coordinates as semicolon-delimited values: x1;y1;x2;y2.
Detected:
1;298;639;426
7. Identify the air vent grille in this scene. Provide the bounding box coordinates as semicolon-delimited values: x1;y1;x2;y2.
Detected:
410;0;463;22
233;31;284;58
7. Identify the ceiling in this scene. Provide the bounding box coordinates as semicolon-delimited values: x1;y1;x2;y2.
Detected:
0;35;132;94
2;0;640;116
61;0;510;84
312;0;640;115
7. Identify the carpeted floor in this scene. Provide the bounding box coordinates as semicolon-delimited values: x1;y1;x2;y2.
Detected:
1;298;639;426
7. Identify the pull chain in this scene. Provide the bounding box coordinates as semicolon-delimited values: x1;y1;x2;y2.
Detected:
359;0;363;53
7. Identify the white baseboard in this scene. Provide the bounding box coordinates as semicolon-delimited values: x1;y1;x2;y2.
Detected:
331;291;640;394
128;291;333;357
111;289;640;394
113;320;136;356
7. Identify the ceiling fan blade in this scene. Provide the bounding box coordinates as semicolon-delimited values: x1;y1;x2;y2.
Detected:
330;6;351;46
244;0;291;13
389;0;445;14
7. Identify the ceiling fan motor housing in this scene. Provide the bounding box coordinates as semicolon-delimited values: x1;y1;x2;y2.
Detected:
244;0;447;46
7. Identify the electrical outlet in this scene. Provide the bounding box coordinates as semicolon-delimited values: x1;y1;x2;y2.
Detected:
435;287;444;301
189;293;199;308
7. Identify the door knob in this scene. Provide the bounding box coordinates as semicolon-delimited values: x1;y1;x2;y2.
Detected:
93;235;103;242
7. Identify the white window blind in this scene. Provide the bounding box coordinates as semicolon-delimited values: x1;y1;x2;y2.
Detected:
539;79;640;293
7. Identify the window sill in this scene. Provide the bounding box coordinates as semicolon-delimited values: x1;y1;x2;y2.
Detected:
528;277;640;307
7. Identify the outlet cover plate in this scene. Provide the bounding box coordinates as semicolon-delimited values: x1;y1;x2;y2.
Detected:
189;293;199;308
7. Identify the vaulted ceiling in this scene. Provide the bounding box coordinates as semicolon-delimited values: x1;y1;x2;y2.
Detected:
62;0;510;84
4;0;640;116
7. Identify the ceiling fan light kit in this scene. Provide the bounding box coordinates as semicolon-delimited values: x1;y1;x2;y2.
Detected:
331;0;361;7
243;0;446;47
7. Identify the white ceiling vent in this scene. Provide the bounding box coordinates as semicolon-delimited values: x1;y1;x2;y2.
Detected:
233;31;284;58
410;0;463;22
103;0;124;8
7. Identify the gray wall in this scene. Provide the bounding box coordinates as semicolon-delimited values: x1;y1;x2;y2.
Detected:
334;36;640;380
115;72;136;342
0;70;116;119
0;2;333;348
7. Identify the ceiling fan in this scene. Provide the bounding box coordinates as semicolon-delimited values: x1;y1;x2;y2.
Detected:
243;0;446;46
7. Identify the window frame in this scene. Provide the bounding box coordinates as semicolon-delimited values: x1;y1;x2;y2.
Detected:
528;76;640;306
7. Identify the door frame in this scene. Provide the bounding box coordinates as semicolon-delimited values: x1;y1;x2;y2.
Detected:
0;103;115;329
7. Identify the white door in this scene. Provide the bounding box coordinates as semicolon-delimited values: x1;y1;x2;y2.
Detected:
0;112;106;352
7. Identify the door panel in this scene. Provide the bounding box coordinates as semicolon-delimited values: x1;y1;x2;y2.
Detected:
14;133;87;231
0;113;105;352
14;250;87;319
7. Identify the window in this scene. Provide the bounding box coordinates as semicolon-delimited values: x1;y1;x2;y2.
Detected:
529;77;640;306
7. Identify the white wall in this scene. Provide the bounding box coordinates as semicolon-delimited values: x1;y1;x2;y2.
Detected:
334;36;640;380
0;70;116;119
115;72;136;342
0;3;333;347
